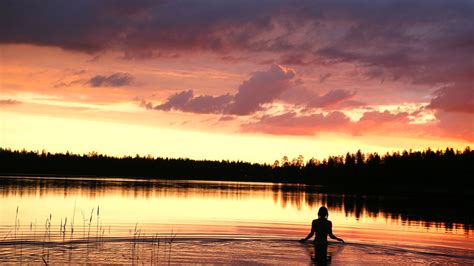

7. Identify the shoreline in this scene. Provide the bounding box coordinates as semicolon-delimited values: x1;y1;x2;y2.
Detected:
0;173;472;198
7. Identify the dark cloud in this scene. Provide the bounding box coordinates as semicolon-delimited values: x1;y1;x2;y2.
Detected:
2;1;471;94
5;0;470;139
428;82;474;114
155;90;193;111
143;65;296;115
143;90;233;114
145;65;362;116
426;82;474;141
0;0;302;54
2;1;471;70
312;1;474;87
89;73;133;87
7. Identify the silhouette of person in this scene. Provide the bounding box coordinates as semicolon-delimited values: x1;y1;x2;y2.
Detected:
300;206;344;265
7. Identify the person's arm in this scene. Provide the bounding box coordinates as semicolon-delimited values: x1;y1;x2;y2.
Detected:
328;221;344;243
299;221;315;242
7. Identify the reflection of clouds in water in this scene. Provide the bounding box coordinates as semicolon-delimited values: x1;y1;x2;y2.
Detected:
0;177;471;233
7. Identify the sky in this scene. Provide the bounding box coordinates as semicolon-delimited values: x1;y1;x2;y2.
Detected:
0;0;473;163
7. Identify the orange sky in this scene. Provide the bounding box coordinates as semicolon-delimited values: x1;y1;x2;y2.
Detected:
1;1;473;163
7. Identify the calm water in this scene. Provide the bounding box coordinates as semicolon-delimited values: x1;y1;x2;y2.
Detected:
0;176;472;264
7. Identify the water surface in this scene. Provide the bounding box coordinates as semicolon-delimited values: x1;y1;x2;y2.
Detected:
0;176;472;264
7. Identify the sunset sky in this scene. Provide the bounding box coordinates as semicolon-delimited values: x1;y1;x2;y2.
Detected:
1;0;473;163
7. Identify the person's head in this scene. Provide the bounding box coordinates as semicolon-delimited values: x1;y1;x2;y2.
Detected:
318;206;329;219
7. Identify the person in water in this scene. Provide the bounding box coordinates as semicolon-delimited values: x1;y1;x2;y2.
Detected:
300;206;344;264
300;206;344;244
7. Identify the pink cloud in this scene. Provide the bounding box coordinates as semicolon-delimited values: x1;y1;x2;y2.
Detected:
351;110;410;136
240;107;473;142
143;64;362;116
434;111;474;141
280;87;361;109
424;82;474;141
428;82;474;114
242;111;350;135
241;110;423;137
142;65;296;116
228;64;295;115
0;99;21;106
307;89;356;109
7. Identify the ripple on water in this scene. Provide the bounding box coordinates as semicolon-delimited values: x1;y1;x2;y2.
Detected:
0;237;473;265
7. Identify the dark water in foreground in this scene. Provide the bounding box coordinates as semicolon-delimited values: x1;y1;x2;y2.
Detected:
0;176;472;264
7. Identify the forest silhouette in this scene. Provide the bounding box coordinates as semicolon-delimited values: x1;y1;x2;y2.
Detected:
0;147;472;196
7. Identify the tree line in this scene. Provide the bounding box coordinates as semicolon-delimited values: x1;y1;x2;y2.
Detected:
0;147;472;195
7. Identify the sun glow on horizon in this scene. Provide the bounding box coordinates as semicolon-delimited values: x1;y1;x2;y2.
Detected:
1;109;471;164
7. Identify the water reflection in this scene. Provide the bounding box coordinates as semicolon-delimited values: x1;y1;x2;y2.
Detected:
0;176;471;234
303;243;345;265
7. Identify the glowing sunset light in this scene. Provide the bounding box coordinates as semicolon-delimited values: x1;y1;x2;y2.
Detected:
0;1;472;162
1;2;473;264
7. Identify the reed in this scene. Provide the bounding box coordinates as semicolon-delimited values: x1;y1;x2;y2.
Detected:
14;206;19;240
61;217;67;243
130;222;141;263
3;206;185;265
87;208;94;245
42;214;52;264
168;229;177;266
70;200;76;242
150;233;160;264
96;205;100;243
81;210;86;239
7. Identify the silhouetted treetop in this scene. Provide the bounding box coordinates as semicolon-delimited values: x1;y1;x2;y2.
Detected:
0;147;472;196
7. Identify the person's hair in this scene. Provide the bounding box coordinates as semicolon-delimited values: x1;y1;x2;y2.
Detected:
318;206;329;219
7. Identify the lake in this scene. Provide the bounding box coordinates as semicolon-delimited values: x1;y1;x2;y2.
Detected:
0;176;472;264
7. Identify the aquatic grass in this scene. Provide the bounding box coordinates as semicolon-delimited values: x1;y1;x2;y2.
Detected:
87;208;94;246
42;214;52;264
1;205;185;265
70;200;76;242
81;210;86;238
150;233;160;264
96;205;100;244
130;222;142;263
14;206;19;240
167;229;177;265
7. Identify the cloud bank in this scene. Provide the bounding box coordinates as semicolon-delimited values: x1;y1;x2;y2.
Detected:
142;65;359;116
2;0;472;141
